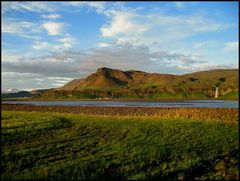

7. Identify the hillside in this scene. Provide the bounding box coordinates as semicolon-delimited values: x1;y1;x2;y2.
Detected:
58;67;182;90
40;67;238;99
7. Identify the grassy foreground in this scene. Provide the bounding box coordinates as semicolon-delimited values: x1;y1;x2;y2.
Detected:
2;110;239;180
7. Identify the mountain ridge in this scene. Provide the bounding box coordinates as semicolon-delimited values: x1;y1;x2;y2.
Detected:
58;67;238;90
38;67;238;99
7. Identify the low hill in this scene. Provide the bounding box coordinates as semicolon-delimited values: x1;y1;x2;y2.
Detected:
40;67;238;99
2;89;53;99
1;91;33;99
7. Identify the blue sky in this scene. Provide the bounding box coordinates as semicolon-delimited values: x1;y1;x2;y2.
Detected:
2;1;239;90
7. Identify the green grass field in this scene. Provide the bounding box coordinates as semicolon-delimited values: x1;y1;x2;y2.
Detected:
222;91;239;99
2;110;239;180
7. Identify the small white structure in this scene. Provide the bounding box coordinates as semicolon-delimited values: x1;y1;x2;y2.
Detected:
215;87;219;98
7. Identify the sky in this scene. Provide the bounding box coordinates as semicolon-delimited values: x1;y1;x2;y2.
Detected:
2;1;239;91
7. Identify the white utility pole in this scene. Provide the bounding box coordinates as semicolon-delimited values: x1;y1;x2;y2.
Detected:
215;87;219;98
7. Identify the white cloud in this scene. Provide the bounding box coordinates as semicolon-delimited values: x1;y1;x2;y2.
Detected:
2;1;55;13
224;41;239;52
2;72;40;78
100;10;229;47
61;2;128;17
42;13;61;20
58;36;76;49
173;2;198;9
3;21;35;33
42;21;64;36
2;19;42;40
32;41;51;50
32;41;63;51
2;1;119;16
51;83;66;87
2;50;21;63
2;43;209;78
32;35;76;50
64;2;107;14
188;63;238;72
1;72;73;90
173;2;186;8
98;42;110;47
48;77;73;81
193;41;217;49
101;11;148;38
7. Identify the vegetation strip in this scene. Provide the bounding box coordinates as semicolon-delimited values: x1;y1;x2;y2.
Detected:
2;104;238;122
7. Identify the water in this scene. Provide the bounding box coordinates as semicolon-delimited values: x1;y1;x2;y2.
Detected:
1;100;239;108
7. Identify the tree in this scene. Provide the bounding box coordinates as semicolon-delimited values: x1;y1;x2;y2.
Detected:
219;77;226;83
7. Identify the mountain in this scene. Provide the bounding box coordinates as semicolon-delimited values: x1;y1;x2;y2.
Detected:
1;91;33;98
2;88;53;99
58;67;238;90
58;67;182;90
40;67;238;99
